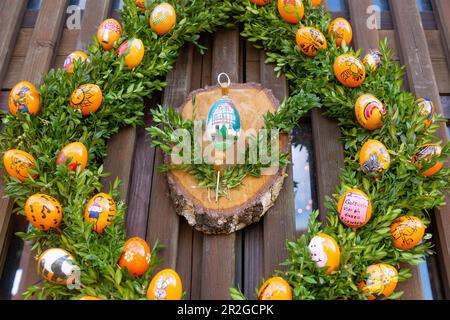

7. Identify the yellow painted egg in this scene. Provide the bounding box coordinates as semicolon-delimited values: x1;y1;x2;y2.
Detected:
334;54;366;87
258;277;292;300
416;98;435;128
250;0;273;5
359;139;390;175
3;149;38;182
390;216;425;250
8;81;40;116
70;84;103;116
97;18;122;51
25;194;63;231
277;0;304;24
56;142;88;172
119;237;151;276
37;248;77;285
63;51;90;74
147;269;182;300
337;189;372;230
308;233;340;274
328;17;353;47
310;0;322;7
80;296;101;300
150;3;176;36
363;49;382;74
360;263;398;300
84;193;117;234
412;144;443;177
117;38;145;69
355;94;386;130
296;26;327;57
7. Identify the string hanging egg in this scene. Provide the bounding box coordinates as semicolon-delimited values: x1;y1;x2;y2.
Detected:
150;3;176;36
25;194;63;231
337;188;372;230
9;81;40;116
390;216;425;250
296;27;327;57
3;149;38;182
258;277;292;300
97;18;122;51
277;0;304;24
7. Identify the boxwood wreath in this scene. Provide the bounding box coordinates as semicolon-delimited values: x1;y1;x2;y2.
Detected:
0;0;449;300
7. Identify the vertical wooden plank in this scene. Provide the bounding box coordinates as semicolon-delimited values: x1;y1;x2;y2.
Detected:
432;0;450;71
347;0;380;54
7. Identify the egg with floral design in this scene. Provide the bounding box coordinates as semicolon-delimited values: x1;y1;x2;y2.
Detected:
296;26;327;57
328;18;353;47
97;19;122;50
84;193;117;234
359;139;390;176
147;269;182;300
337;189;372;230
308;234;340;274
360;263;398;300
363;49;382;74
150;3;176;36
258;277;292;300
250;0;273;5
277;0;304;24
334;54;366;87
390;216;425;250
119;237;151;276
3;149;38;182
416;98;434;128
25;194;63;231
412;144;443;177
9;81;40;116
70;84;103;116
117;38;145;69
56;142;88;172
38;248;77;285
355;94;386;130
63;51;90;74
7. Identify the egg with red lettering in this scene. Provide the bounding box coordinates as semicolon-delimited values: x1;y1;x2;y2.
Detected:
258;277;292;300
337;189;372;230
308;234;340;274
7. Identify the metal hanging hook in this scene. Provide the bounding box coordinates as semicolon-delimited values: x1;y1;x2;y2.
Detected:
217;73;231;96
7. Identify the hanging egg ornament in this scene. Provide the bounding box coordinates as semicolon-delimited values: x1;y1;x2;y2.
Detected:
296;27;327;57
147;269;183;300
80;296;101;300
334;54;366;87
70;84;103;116
258;277;292;300
37;248;77;285
25;194;63;231
416;98;435;128
359;139;390;176
310;0;322;7
360;263;398;300
84;193;117;234
3;149;38;182
117;38;145;69
363;49;382;74
8;81;40;116
150;3;176;36
308;234;340;274
63;51;90;74
250;0;273;5
119;237;151;276
56;142;88;172
355;94;386;130
412;144;443;177
328;18;353;47
390;216;425;250
277;0;304;24
97;18;122;51
337;189;372;230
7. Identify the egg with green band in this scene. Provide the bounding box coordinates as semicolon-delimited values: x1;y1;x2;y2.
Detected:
277;0;304;24
117;38;145;69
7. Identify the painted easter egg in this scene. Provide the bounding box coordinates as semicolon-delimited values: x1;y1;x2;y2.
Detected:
337;189;372;230
3;149;38;182
412;144;443;177
135;0;148;10
84;193;117;234
308;234;340;274
296;26;327;57
355;94;386;130
390;216;425;250
147;269;183;300
63;51;90;73
70;84;103;116
416;98;435;128
80;296;101;300
277;0;304;24
334;54;366;87
117;38;145;69
359;139;390;175
97;19;122;51
37;248;77;285
250;0;273;5
328;18;353;47
363;49;382;74
150;3;176;36
360;263;398;300
25;194;63;231
119;237;151;276
56;142;88;172
310;0;322;7
9;81;40;116
258;277;292;300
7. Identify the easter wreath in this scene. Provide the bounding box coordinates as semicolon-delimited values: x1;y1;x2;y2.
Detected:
0;0;449;300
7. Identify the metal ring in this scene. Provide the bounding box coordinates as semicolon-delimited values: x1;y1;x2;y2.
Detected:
217;73;231;88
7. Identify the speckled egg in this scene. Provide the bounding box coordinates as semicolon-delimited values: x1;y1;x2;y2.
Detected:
147;269;183;300
277;0;304;24
296;26;327;57
63;51;90;73
56;142;88;172
70;84;103;116
25;194;63;231
390;216;425;250
360;263;398;300
359;139;390;175
308;234;340;274
150;3;176;36
9;81;40;116
119;237;151;276
84;193;117;234
328;17;353;47
3;149;38;182
258;277;292;300
97;19;122;50
337;189;372;230
412;144;443;177
38;248;77;285
334;54;366;87
355;94;386;130
117;38;145;69
416;98;435;128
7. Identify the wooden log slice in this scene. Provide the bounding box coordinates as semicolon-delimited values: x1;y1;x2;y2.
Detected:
166;83;290;234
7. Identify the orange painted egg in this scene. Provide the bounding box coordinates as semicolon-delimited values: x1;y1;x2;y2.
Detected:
296;27;327;57
328;18;353;47
38;248;77;285
360;263;398;300
277;0;304;24
337;189;372;230
63;51;90;74
147;269;183;300
80;296;101;300
416;98;435;128
412;144;443;177
390;216;425;250
355;94;386;130
84;193;117;234
117;38;145;69
360;139;390;175
70;84;103;116
310;0;322;7
97;19;122;51
135;0;148;11
150;3;176;36
8;81;40;116
56;142;88;172
3;149;38;182
258;277;292;300
25;194;63;231
308;234;340;274
363;49;382;74
334;54;366;87
119;237;151;276
250;0;273;5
